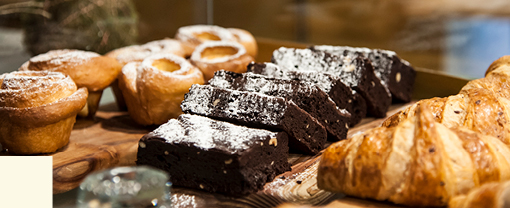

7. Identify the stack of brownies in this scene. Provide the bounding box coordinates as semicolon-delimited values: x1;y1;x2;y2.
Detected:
136;46;416;196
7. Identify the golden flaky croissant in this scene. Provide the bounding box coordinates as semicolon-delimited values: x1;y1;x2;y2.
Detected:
318;56;510;207
449;181;510;208
319;104;510;207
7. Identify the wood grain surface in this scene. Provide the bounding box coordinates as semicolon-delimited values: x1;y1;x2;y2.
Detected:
51;105;154;194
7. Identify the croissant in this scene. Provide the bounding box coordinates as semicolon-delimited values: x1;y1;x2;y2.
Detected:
318;56;510;207
449;180;510;208
383;58;510;144
0;71;88;154
318;104;510;206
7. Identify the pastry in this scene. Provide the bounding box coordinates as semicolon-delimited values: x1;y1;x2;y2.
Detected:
136;114;291;196
271;47;391;118
209;70;351;141
118;54;204;125
449;181;510;208
106;39;187;111
190;41;254;81
181;84;327;154
248;62;367;126
317;56;510;207
175;25;236;57
228;28;258;58
19;49;122;117
318;104;510;207
0;71;87;154
105;38;186;65
311;45;416;102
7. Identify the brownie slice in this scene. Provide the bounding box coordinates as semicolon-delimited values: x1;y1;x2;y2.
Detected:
209;70;350;141
311;45;416;102
247;62;366;126
181;84;326;154
271;47;391;117
136;114;291;196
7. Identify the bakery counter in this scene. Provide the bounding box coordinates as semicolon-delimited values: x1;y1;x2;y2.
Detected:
50;38;469;207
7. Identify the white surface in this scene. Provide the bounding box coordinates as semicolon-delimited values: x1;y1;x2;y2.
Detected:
0;156;52;208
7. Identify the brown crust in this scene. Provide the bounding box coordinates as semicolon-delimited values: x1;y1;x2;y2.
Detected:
175;25;236;57
318;55;510;207
118;54;204;125
190;41;254;81
486;55;510;76
0;87;88;127
0;71;88;154
20;49;122;92
105;39;186;65
228;28;258;58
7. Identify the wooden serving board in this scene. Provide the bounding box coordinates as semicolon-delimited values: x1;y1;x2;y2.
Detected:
51;104;154;194
48;101;410;207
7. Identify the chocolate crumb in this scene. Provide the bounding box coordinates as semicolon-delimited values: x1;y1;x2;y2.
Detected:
296;180;302;184
429;147;435;153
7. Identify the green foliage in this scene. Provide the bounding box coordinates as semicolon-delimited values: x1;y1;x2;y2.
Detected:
23;0;138;55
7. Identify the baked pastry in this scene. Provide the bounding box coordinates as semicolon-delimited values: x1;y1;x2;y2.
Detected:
449;181;510;208
272;47;391;118
19;49;122;117
318;104;510;207
248;62;367;126
105;38;186;65
317;56;510;207
486;55;510;76
0;71;88;154
209;70;351;141
175;25;236;57
190;41;254;81
136;114;291;196
228;28;258;58
106;39;187;111
181;84;327;154
118;54;204;125
311;45;416;102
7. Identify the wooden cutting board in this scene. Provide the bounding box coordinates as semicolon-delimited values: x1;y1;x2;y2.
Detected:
51;104;153;194
47;101;410;207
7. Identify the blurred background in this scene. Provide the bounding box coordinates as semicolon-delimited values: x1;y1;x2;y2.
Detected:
1;0;510;80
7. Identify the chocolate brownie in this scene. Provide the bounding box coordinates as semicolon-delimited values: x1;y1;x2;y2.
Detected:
311;45;416;102
271;47;391;118
247;62;366;126
181;84;326;154
136;114;291;196
209;70;350;141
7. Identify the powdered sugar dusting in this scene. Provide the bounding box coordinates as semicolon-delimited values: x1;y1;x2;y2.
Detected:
249;62;337;93
228;28;253;42
312;45;396;88
190;41;247;64
181;84;287;127
272;47;393;100
138;53;197;80
272;47;363;87
116;39;184;64
172;193;197;208
30;49;99;67
0;71;75;108
175;25;235;43
210;70;315;99
150;114;277;153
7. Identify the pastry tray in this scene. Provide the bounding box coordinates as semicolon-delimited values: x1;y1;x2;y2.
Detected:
48;38;469;207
